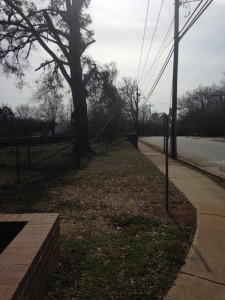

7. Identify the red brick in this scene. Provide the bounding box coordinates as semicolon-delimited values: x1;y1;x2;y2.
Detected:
0;213;60;299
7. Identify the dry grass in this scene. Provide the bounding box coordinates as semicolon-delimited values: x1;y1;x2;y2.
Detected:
0;140;196;299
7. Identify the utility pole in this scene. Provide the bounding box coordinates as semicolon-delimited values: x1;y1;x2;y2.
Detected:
171;0;180;159
136;84;139;136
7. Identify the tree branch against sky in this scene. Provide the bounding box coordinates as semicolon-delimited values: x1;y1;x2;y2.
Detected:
0;0;224;116
0;0;96;151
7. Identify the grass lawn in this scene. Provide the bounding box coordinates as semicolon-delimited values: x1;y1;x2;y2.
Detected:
0;140;196;299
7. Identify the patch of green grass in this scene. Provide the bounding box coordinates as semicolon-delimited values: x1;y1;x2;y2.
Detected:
110;214;161;230
45;222;187;299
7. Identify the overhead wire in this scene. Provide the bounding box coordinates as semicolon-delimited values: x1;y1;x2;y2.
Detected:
179;0;214;40
139;46;174;109
163;36;174;51
138;0;165;83
179;0;204;36
142;52;168;95
139;17;174;90
145;46;174;100
138;0;214;111
136;0;151;81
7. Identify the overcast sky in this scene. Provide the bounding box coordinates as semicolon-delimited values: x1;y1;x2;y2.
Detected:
0;0;225;113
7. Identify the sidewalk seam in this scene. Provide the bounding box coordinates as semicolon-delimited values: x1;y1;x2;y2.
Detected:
199;213;225;218
180;271;225;287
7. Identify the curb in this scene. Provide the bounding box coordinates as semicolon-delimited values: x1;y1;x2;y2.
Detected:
139;140;225;181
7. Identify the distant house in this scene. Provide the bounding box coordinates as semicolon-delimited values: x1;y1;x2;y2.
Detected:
55;123;69;135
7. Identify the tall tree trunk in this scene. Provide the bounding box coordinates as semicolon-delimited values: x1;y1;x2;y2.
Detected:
71;83;89;152
70;1;90;153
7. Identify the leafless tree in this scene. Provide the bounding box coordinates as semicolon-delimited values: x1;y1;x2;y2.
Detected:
15;103;35;135
0;0;96;151
35;95;65;135
32;72;65;135
15;104;35;120
178;82;225;136
88;62;125;138
120;78;142;135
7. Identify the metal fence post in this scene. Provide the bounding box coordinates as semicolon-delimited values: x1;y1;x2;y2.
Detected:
165;115;169;211
76;140;80;169
16;147;20;184
28;146;31;169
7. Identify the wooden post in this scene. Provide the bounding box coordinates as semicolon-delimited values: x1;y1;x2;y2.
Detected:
165;115;169;210
171;0;179;159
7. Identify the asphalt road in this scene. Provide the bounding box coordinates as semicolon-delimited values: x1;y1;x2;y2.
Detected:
140;136;225;171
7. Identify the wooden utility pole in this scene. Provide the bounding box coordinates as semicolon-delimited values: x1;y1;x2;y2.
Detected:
165;114;169;210
171;0;180;159
136;84;140;136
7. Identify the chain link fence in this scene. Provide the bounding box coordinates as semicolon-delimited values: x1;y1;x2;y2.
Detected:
0;137;79;185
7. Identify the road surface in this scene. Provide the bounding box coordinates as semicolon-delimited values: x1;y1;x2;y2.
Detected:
140;136;225;173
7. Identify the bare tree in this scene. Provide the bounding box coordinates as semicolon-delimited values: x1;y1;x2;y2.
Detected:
35;95;65;135
0;0;96;152
88;62;124;138
139;104;151;136
15;104;35;120
32;72;65;135
178;83;225;136
120;78;142;135
15;104;35;135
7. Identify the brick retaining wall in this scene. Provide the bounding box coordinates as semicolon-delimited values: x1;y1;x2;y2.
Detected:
0;214;60;299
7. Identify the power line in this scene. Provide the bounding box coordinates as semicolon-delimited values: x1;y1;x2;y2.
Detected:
140;18;174;88
140;0;213;81
138;0;214;111
138;0;165;83
164;36;174;51
179;0;204;36
179;0;214;40
136;0;151;81
142;50;168;94
139;18;174;90
146;47;174;100
139;46;174;109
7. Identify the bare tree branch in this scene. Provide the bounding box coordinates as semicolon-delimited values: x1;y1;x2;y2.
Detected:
3;0;71;85
43;10;69;60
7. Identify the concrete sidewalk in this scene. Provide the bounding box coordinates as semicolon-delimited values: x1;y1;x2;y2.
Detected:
139;141;225;300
